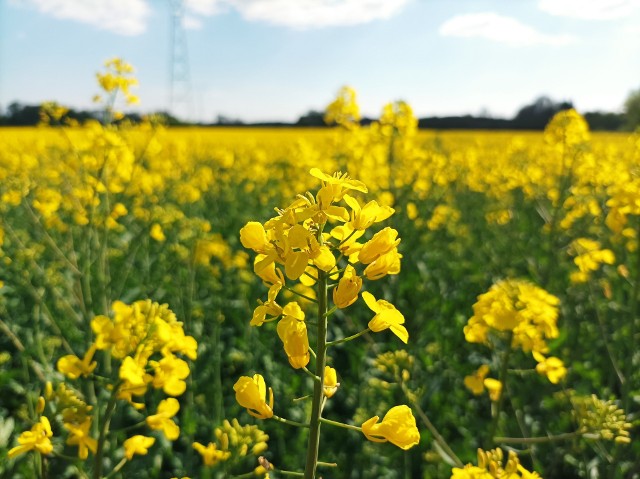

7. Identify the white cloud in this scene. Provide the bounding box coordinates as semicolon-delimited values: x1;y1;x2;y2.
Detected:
538;0;640;20
185;0;225;16
13;0;150;35
183;15;204;30
182;0;411;29
439;12;576;46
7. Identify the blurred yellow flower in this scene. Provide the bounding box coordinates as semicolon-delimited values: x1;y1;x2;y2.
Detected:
193;441;231;466
146;398;180;440
123;435;155;460
8;416;53;458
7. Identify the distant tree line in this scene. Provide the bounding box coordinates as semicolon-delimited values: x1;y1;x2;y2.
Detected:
0;94;638;131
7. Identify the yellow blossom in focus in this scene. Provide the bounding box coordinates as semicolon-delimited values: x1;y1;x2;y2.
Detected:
276;302;309;369
323;366;339;398
358;227;400;264
333;265;362;308
361;405;420;450
362;291;408;343
234;374;274;419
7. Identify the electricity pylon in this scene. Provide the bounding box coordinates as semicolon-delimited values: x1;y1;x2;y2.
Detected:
168;0;193;121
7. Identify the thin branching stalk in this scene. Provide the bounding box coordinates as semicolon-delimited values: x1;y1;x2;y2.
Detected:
304;226;328;479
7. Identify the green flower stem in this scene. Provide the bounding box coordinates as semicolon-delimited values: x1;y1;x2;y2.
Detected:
489;332;514;446
623;217;640;412
319;417;362;433
337;228;358;247
272;414;310;428
323;306;338;318
303;271;318;282
104;458;127;479
317;462;338;468
113;420;146;434
326;328;371;347
494;431;579;444
282;284;318;303
302;366;321;382
274;468;305;477
293;395;312;402
94;381;121;479
304;228;329;479
400;383;463;468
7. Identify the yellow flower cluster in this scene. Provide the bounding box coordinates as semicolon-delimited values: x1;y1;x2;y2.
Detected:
570;394;632;444
568;238;615;283
88;300;197;405
192;418;269;469
34;300;197;463
239;168;406;371
95;57;139;107
464;279;560;354
236;167;419;461
324;86;360;130
451;448;542;479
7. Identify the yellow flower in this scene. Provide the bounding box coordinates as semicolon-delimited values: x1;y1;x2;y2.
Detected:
276;302;309;369
123;435;155;460
323;366;340;398
361;405;420;450
483;378;502;402
533;352;567;384
254;255;285;285
310;168;367;194
465;279;560;354
151;354;190;396
450;465;494;479
343;194;394;231
240;222;270;253
193;441;231;466
324;86;361;130
119;356;149;387
64;418;97;459
358;227;401;264
8;416;54;458
234;374;274;419
251;282;283;327
146;398;180;440
57;344;98;380
362;291;408;344
464;365;490;396
333;265;362;308
150;223;166;242
363;248;402;280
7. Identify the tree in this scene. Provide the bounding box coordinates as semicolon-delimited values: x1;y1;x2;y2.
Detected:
512;96;574;130
624;88;640;130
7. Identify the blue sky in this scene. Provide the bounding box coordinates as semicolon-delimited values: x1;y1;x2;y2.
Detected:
1;0;639;122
